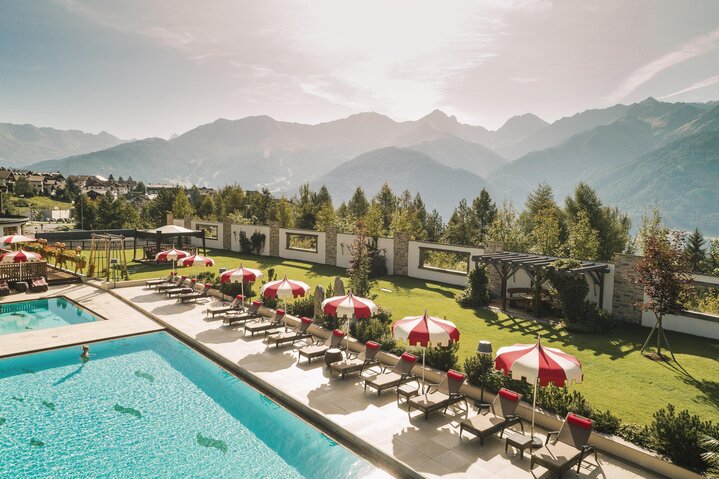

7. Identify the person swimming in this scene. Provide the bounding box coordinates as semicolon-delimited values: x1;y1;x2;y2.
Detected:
80;345;90;362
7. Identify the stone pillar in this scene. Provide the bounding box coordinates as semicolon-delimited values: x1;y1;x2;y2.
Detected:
393;232;410;276
325;226;338;266
269;221;280;257
166;212;174;226
612;253;644;324
222;217;232;250
183;214;192;230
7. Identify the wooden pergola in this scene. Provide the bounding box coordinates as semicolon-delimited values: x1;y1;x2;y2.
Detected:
472;252;610;317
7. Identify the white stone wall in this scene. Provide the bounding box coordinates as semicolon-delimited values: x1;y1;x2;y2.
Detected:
336;234;394;274
230;224;271;255
190;220;223;249
407;241;484;287
278;228;326;263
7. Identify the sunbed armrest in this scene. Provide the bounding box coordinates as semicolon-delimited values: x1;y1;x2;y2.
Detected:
545;430;560;445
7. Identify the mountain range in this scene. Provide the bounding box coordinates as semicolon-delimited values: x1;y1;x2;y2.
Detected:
6;98;719;234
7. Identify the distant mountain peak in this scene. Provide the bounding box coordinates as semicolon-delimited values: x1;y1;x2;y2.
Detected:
422;109;457;123
638;96;660;105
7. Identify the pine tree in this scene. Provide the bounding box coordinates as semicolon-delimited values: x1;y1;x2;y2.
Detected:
347;222;373;297
685;228;706;273
347;187;369;219
471;189;497;241
566;210;600;261
443;199;478;246
373;183;397;233
424;209;444;242
171;188;193;219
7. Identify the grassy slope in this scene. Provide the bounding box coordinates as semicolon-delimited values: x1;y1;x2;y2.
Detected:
9;196;73;211
127;248;719;426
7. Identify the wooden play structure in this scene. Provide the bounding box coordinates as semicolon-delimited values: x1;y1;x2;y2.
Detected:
87;233;129;281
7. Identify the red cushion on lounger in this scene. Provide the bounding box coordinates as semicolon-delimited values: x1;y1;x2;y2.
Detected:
400;353;417;363
191;278;197;281
447;370;465;382
180;276;188;280
252;301;261;307
203;283;212;288
499;388;520;402
276;309;285;317
235;294;244;300
332;329;345;337
301;317;313;324
366;341;381;350
567;413;593;430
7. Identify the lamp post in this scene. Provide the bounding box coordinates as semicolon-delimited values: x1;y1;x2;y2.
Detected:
474;340;493;410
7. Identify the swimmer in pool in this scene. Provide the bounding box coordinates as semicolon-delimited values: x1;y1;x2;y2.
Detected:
80;345;90;362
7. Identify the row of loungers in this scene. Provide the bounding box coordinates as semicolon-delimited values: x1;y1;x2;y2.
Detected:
146;275;597;477
146;275;212;303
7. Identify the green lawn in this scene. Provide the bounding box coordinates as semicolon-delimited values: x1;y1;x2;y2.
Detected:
127;248;719;427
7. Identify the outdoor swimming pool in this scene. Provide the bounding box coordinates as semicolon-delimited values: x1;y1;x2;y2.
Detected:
0;332;384;478
0;297;98;335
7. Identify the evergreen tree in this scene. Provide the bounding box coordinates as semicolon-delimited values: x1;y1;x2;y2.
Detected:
444;199;479;246
270;198;295;228
296;183;318;229
487;200;527;252
530;205;563;256
373;183;397;233
685;228;706;273
471;189;497;241
424;209;444;242
347;187;369;219
171;188;193;219
347;222;373;297
197;194;216;219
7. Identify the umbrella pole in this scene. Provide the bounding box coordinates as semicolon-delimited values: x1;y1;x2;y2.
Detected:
422;347;426;394
531;376;538;448
241;281;244;308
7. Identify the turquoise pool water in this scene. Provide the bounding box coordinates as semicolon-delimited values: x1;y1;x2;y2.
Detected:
0;332;381;478
0;297;98;335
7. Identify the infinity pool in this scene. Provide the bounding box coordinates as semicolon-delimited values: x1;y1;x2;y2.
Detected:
0;297;98;336
0;332;383;478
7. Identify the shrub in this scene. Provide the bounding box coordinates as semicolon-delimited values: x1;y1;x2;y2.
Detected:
262;296;278;310
367;238;388;278
286;296;315;318
618;423;653;449
564;302;613;333
649;404;719;472
350;318;396;351
537;384;592;419
316;313;344;331
421;343;460;372
590;409;622;435
239;231;252;255
455;265;491;308
250;232;266;255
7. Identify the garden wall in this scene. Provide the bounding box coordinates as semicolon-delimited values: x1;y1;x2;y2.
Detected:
336;233;395;273
230;224;271;256
407;240;484;286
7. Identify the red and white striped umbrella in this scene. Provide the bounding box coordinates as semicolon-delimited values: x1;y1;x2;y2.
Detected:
322;290;378;319
495;338;583;387
0;249;43;263
179;254;215;267
154;248;190;262
392;311;460;389
495;335;583;445
220;265;263;305
391;310;460;347
220;265;263;284
260;276;310;300
0;234;37;244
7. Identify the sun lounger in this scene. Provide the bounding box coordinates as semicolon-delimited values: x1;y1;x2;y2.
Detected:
166;279;197;297
178;283;212;303
145;273;175;287
266;316;313;348
29;277;48;293
0;280;10;296
297;329;345;364
531;413;596;478
363;352;418;396
223;301;263;326
407;370;468;419
459;388;524;444
329;340;382;379
206;294;244;317
244;309;286;336
156;276;186;292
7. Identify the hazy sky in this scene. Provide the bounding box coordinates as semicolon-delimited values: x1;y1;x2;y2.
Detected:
2;0;719;139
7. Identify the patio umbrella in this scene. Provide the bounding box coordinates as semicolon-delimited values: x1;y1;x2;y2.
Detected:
392;311;460;391
155;247;190;273
495;334;583;447
0;234;37;244
151;224;194;234
220;265;263;305
0;248;43;279
322;290;378;353
0;249;42;263
179;253;215;277
261;276;310;309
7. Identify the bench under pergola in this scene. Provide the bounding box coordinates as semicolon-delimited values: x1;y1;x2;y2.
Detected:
471;252;610;317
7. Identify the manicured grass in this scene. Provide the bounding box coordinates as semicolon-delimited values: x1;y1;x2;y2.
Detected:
9;196;73;211
128;248;719;426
